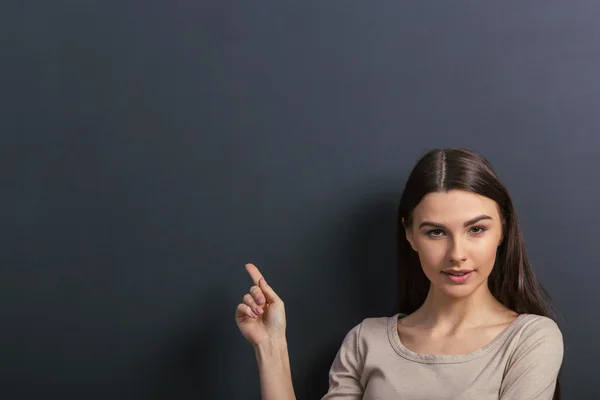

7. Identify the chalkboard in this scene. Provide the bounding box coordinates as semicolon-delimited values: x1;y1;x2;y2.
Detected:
2;1;599;399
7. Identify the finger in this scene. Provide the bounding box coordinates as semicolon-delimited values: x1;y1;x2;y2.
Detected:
258;277;281;304
243;294;264;315
250;285;266;305
237;303;258;319
245;263;264;287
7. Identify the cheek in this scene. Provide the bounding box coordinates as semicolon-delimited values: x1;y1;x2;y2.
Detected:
471;239;500;267
415;239;447;268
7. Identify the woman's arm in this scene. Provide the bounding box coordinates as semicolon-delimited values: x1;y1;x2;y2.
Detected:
254;338;296;400
236;264;296;399
499;316;564;400
320;322;365;399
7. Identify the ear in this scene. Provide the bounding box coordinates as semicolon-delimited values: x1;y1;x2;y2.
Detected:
402;217;417;252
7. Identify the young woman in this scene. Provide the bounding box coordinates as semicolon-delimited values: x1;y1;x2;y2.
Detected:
235;148;564;400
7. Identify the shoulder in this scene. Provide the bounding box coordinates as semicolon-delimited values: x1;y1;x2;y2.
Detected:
358;313;398;339
508;314;564;365
335;314;396;362
342;314;390;338
516;314;563;344
340;314;396;345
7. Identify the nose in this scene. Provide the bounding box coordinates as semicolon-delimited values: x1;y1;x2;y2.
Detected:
448;237;467;265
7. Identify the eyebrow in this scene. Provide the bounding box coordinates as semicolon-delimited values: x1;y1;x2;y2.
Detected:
418;214;493;229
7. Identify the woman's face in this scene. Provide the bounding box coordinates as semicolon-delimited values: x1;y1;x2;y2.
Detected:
404;189;504;298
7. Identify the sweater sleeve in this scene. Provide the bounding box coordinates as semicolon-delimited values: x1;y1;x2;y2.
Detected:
499;316;564;400
320;321;365;400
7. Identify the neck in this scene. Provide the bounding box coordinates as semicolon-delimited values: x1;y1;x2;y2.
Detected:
413;281;502;331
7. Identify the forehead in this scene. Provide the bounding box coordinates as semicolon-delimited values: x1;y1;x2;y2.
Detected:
412;190;500;222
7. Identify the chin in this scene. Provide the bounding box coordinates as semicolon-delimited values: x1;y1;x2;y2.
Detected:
436;277;489;298
438;285;476;299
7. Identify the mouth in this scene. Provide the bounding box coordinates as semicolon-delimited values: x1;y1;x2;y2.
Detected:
441;269;474;283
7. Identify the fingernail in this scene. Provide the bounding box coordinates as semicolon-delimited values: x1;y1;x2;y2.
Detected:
258;297;265;305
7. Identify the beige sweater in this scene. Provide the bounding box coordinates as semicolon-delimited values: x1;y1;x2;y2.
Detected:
321;313;563;400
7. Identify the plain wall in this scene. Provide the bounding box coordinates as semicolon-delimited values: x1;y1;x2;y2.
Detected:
2;1;599;399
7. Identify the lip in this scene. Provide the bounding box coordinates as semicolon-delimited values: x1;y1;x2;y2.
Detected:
441;269;474;284
442;269;473;273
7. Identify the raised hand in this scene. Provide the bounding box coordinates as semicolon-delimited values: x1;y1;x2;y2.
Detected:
235;263;287;347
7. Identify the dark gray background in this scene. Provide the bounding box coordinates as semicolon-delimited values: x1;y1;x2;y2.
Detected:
2;1;598;399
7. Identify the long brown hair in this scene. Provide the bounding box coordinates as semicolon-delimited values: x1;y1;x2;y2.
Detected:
396;148;561;399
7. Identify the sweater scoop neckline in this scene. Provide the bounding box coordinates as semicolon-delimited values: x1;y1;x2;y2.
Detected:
387;312;528;364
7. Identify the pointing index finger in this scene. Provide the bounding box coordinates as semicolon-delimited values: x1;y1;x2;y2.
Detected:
245;263;264;286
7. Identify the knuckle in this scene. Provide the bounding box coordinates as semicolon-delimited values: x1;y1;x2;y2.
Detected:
242;294;254;303
250;286;263;296
252;289;265;301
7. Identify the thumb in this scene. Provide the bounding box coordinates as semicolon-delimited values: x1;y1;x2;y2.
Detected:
259;277;281;304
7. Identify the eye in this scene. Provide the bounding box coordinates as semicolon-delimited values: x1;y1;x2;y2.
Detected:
426;229;445;237
470;226;487;234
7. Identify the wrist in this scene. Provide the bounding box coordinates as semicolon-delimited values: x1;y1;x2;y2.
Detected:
254;337;288;356
254;337;289;369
